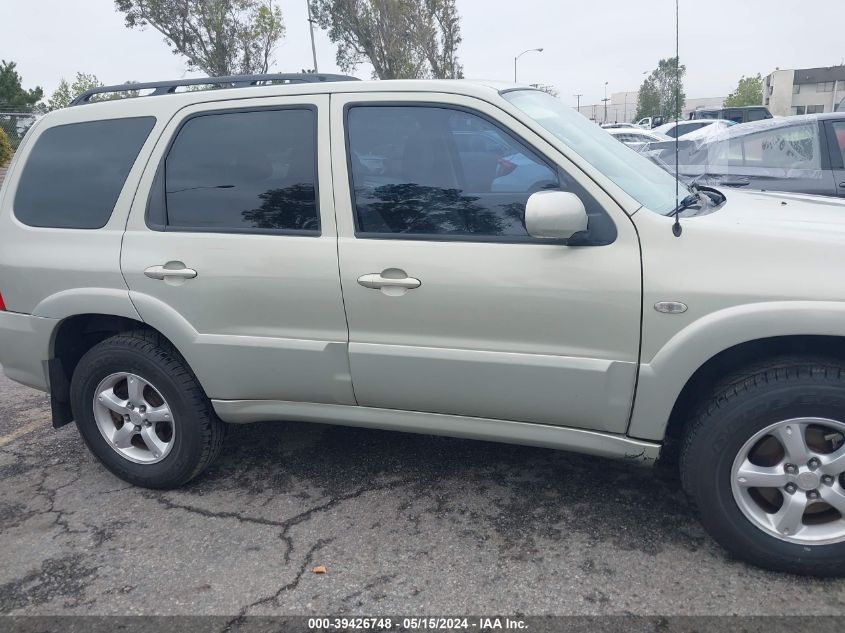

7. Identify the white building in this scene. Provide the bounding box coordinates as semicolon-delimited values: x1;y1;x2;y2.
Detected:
764;66;845;117
575;91;724;123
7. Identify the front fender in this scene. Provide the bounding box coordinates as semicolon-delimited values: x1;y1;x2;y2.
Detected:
627;301;845;441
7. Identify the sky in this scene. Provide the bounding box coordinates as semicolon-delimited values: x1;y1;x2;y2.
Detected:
2;0;844;109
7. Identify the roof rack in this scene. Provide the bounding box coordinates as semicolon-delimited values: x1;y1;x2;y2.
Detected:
70;73;360;106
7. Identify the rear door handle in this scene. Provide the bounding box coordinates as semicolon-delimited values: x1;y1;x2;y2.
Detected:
144;265;198;280
357;273;421;290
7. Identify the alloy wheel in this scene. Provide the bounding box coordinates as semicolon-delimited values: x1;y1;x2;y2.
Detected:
731;417;845;545
92;372;175;465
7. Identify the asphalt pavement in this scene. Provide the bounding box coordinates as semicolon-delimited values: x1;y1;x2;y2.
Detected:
2;369;845;618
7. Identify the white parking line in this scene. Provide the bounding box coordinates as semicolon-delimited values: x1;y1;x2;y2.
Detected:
0;418;47;448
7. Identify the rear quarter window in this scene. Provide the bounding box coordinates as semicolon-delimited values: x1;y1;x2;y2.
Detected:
13;117;156;229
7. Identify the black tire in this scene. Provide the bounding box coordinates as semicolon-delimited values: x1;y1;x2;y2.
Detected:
680;356;845;577
70;330;226;489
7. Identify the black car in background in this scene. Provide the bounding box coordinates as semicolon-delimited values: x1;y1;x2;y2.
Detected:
689;105;773;124
645;113;845;197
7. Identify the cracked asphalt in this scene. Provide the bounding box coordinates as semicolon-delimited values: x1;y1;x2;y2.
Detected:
2;369;845;617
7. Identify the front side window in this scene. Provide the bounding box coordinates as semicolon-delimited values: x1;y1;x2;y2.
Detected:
15;117;155;229
162;108;318;233
346;105;561;239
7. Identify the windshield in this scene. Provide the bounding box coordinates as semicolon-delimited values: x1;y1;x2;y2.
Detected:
502;89;689;215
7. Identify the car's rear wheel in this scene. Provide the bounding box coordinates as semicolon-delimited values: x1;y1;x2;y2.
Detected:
70;330;225;489
681;356;845;576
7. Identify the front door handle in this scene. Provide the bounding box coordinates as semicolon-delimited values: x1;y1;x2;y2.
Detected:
144;265;198;280
357;273;421;290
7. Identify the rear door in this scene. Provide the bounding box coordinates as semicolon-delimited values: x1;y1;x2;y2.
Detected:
330;92;642;434
121;95;355;405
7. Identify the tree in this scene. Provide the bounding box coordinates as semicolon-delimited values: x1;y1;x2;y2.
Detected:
725;74;763;107
416;0;463;79
0;60;43;109
634;76;659;121
48;74;142;110
47;73;102;111
635;57;686;120
0;61;44;150
309;0;463;79
0;127;12;167
114;0;285;76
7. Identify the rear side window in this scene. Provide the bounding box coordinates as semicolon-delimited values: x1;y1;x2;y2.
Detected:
14;117;155;229
159;108;319;234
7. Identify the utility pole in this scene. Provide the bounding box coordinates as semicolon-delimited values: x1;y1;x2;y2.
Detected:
574;93;582;114
306;0;319;73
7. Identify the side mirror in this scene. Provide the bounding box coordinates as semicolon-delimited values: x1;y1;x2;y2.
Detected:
525;191;588;240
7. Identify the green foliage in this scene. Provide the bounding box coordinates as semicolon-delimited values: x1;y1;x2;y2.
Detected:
47;74;141;111
48;73;103;110
635;57;686;121
114;0;285;76
635;76;660;122
725;74;763;107
0;126;12;167
0;60;43;109
310;0;463;79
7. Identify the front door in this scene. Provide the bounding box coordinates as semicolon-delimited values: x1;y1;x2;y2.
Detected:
122;95;354;405
330;93;642;434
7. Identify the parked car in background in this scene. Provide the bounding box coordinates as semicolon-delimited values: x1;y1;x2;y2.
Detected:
690;105;773;123
606;127;671;150
645;113;845;196
601;123;638;129
634;115;664;129
652;118;736;139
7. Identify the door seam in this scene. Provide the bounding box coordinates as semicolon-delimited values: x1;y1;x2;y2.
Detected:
328;92;359;405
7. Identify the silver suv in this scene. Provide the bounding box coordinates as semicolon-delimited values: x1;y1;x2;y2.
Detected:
2;74;845;576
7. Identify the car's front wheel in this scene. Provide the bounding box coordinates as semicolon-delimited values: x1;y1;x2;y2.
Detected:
70;330;225;489
681;356;845;576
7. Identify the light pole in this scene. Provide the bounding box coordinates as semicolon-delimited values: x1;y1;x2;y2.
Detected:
574;93;583;113
601;81;609;123
514;48;543;83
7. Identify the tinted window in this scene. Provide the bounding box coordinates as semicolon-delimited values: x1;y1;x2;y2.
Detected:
346;106;562;239
746;108;770;122
831;122;845;166
15;117;155;229
163;108;318;233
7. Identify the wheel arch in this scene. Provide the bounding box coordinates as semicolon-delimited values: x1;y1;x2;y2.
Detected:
628;301;845;444
47;313;185;428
